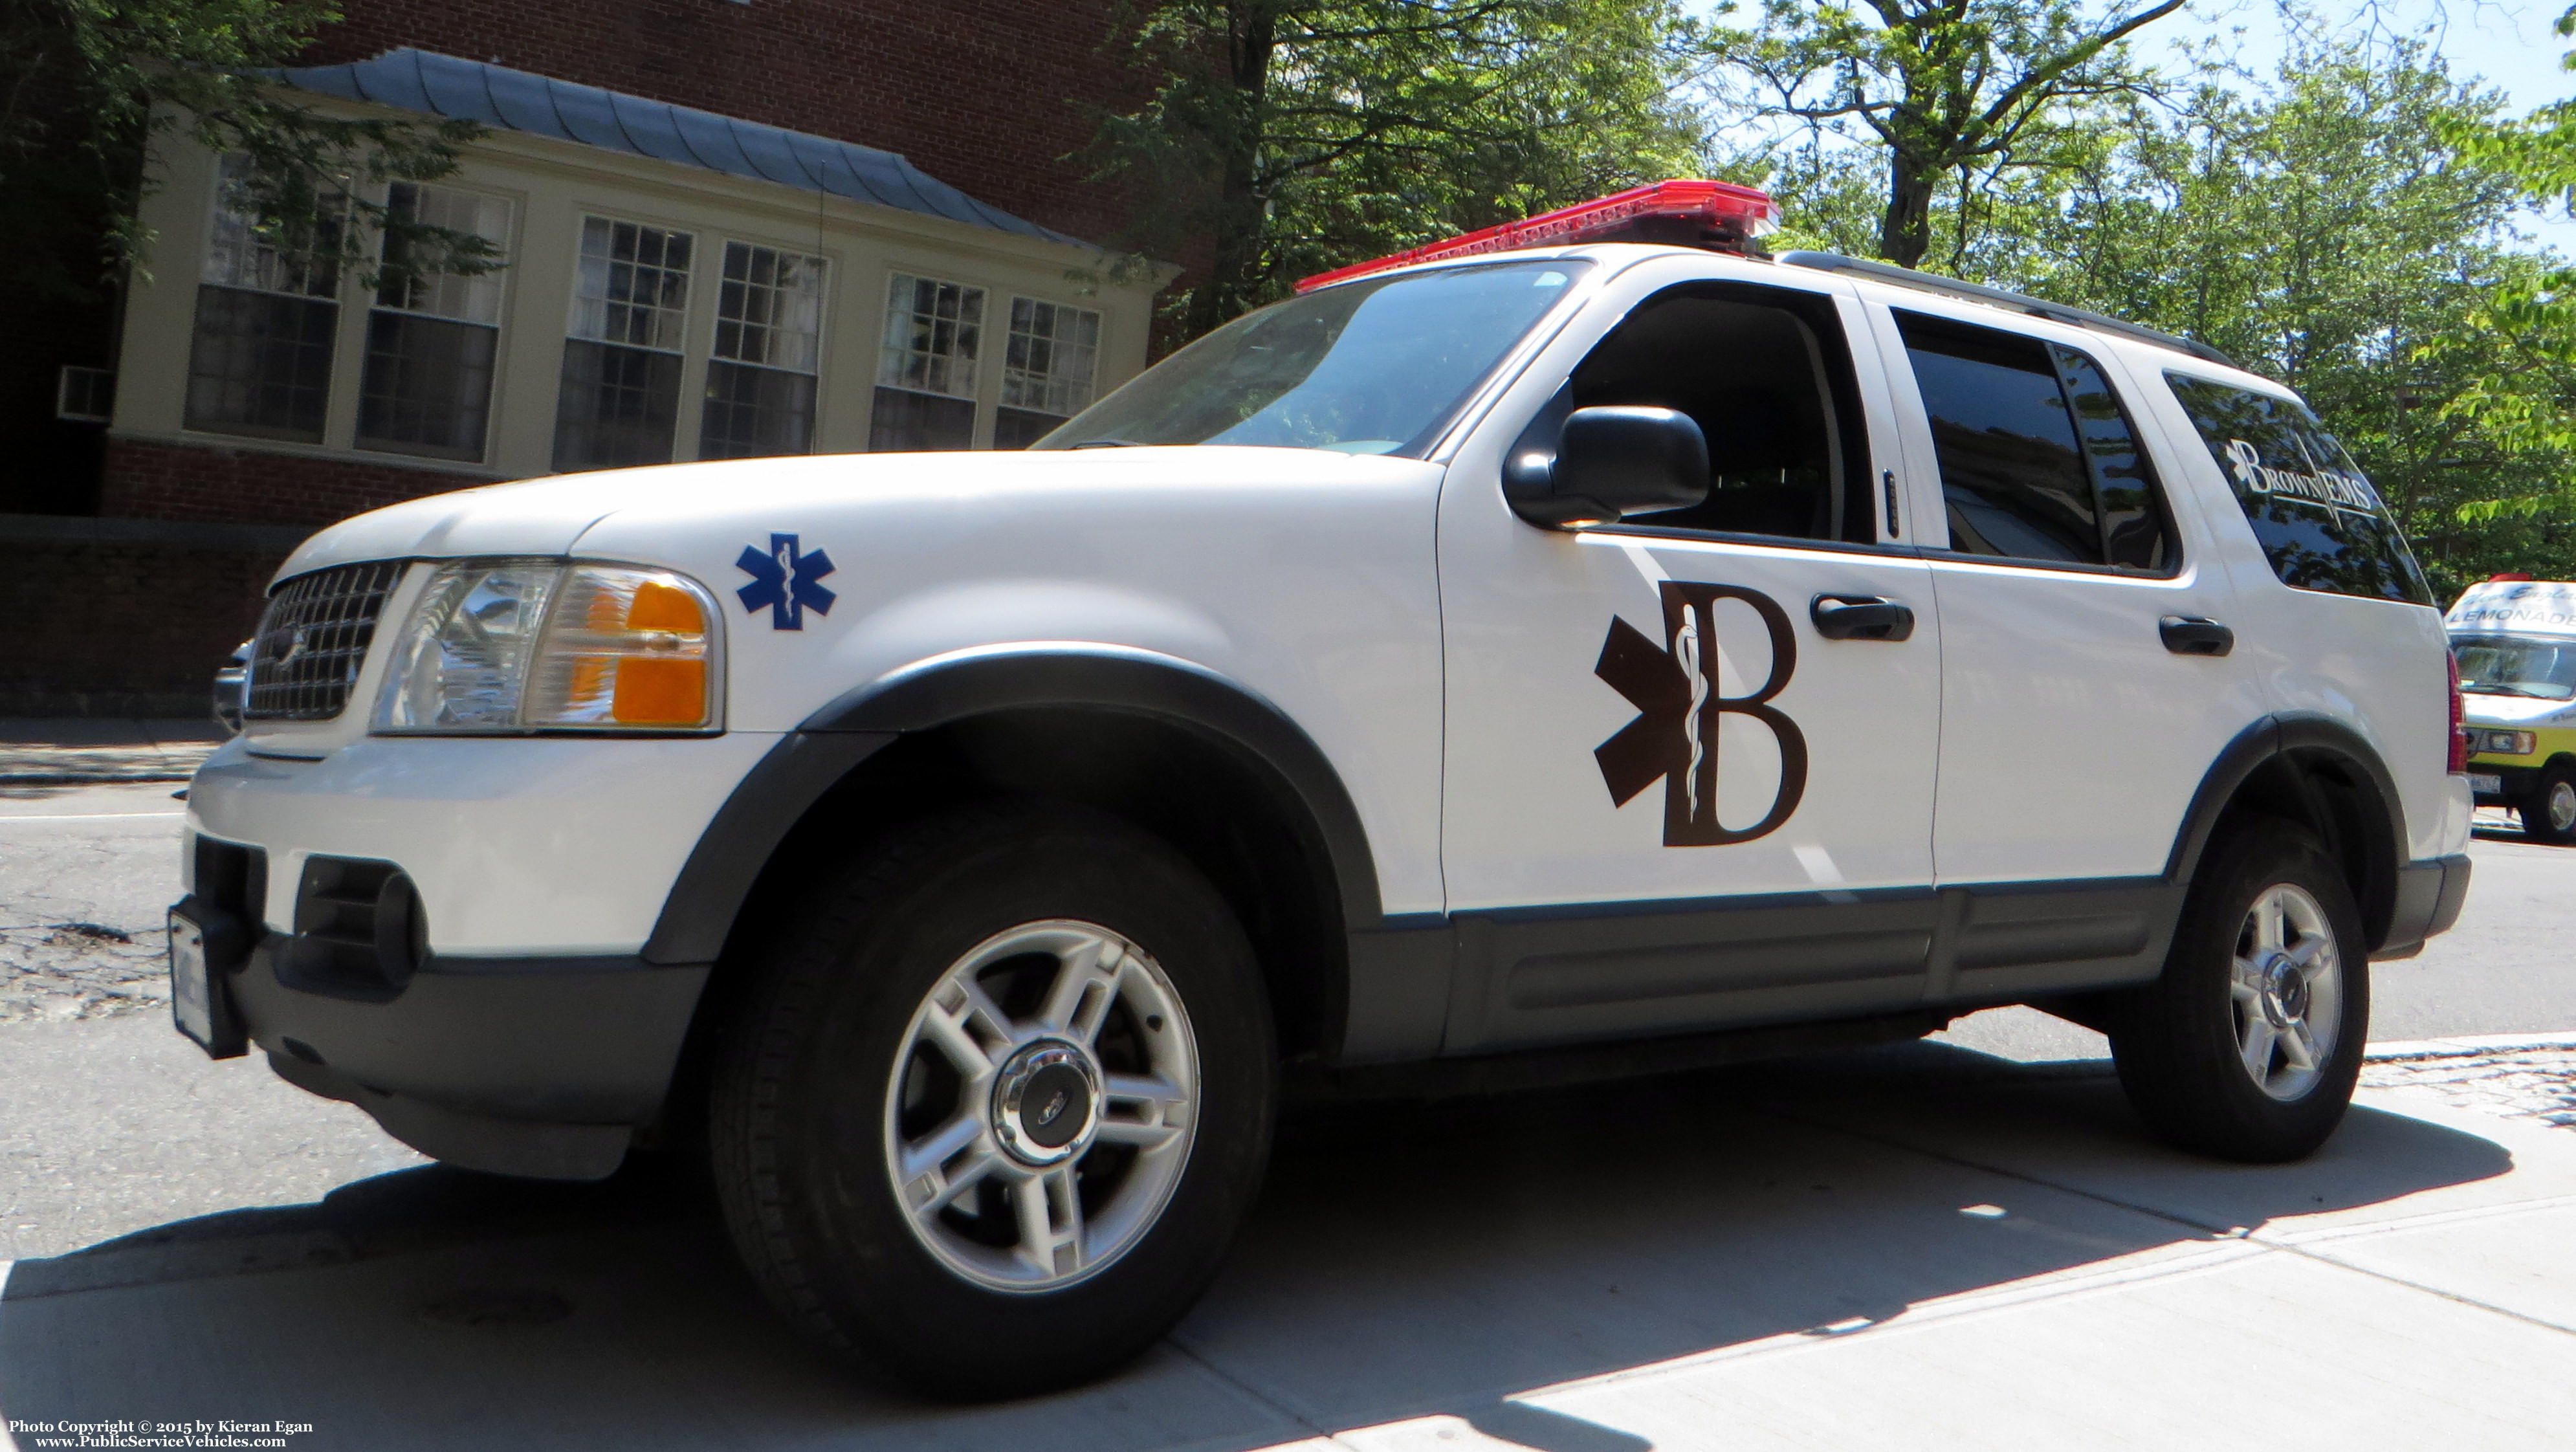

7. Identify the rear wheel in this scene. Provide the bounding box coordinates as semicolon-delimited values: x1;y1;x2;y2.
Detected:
2109;819;2367;1162
2522;764;2576;845
710;802;1275;1398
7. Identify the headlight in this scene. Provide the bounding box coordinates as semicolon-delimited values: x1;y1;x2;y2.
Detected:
375;560;722;733
2470;728;2537;757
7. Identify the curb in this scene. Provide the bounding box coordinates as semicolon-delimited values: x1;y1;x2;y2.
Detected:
2364;1032;2576;1062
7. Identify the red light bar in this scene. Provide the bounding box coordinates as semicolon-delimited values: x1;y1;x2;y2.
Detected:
1295;179;1783;292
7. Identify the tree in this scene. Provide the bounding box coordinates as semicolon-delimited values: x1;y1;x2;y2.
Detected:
0;0;494;304
1701;0;2183;267
1090;0;1707;337
1952;31;2571;593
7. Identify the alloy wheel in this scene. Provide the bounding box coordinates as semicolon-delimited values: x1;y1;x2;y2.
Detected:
2227;883;2343;1102
882;921;1199;1292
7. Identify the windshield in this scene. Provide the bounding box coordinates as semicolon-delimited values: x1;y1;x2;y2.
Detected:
1033;259;1591;456
2454;634;2576;699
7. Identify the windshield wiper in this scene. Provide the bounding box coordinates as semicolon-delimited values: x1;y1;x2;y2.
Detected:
2465;683;2562;699
1070;439;1143;448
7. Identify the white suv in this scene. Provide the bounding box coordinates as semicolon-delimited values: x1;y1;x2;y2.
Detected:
170;184;2472;1397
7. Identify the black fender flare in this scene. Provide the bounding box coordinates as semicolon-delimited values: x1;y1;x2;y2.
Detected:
2162;711;2410;946
641;644;1386;966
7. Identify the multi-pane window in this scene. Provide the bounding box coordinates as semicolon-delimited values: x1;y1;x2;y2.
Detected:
186;155;346;443
357;183;512;461
995;298;1101;449
874;272;983;451
554;216;693;471
702;243;826;459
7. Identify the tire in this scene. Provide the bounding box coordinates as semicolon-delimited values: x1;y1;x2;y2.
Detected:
709;801;1275;1398
2108;818;2368;1163
2522;764;2576;845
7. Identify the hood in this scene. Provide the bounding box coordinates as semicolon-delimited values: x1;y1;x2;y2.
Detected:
2461;690;2576;727
276;446;1435;582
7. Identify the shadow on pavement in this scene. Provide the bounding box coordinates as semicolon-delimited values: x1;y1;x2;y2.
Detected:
0;1042;2516;1451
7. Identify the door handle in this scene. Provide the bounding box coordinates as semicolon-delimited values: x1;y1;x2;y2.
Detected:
1811;594;1915;642
2159;615;2234;657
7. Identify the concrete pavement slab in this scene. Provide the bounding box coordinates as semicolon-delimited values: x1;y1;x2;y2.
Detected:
0;1013;424;1262
1478;1248;2576;1452
1751;1049;2559;1239
8;1048;2570;1451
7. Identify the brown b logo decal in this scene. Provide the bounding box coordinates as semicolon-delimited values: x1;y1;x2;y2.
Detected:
1593;582;1808;846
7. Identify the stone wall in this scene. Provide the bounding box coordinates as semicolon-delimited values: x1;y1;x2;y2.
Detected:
97;437;496;529
0;514;307;717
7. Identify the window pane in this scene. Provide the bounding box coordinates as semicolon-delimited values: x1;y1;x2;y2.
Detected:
203;155;344;299
184;286;336;442
1558;283;1867;542
571;217;692;350
1003;296;1101;417
716;243;826;373
703;359;817;458
554;338;681;470
993;406;1066;450
1900;314;2102;564
2165;375;2432;604
879;273;984;397
2050;344;2170;571
378;182;512;324
357;313;497;461
872;386;975;451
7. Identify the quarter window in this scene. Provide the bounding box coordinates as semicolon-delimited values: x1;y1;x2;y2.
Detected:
995;297;1101;449
554;216;692;471
186;155;346;443
702;242;827;459
874;272;983;451
2164;375;2431;604
1899;313;2171;570
357;182;512;462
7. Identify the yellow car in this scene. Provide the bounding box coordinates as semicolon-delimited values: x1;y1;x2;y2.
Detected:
2449;578;2576;842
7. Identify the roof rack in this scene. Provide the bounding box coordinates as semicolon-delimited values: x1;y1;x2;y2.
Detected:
1776;251;2238;369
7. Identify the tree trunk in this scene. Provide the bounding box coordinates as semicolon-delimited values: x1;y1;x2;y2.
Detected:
1878;153;1937;269
1184;1;1279;339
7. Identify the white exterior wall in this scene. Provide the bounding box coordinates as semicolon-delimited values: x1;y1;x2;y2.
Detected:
113;109;1164;482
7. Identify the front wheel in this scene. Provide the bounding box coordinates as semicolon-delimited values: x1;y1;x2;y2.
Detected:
2108;819;2368;1162
710;803;1275;1398
2522;764;2576;845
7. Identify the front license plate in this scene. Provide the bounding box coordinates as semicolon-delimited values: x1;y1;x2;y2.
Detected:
168;910;215;1050
2471;773;2503;795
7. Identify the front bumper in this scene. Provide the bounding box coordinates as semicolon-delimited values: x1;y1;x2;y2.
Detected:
181;730;776;1178
2468;759;2541;807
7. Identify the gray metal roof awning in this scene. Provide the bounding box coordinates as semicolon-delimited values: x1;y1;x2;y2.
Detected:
274;48;1084;247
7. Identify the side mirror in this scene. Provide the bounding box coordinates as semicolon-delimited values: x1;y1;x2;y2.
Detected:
1503;405;1710;530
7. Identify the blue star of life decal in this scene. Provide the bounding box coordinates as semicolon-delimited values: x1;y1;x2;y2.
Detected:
734;533;837;630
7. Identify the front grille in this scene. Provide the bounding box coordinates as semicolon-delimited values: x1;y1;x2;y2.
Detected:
244;560;406;721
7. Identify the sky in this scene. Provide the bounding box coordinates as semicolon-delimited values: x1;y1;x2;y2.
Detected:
2197;0;2576;248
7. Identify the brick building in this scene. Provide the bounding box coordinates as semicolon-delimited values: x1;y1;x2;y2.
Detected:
3;1;1170;714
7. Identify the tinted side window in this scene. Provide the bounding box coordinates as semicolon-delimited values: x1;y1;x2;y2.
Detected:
1898;313;2172;569
1543;281;1873;543
2164;375;2432;606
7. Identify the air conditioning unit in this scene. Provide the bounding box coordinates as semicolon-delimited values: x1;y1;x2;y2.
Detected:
56;366;114;423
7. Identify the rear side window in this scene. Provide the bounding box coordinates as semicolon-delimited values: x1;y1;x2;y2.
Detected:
1897;312;2171;570
2164;375;2432;606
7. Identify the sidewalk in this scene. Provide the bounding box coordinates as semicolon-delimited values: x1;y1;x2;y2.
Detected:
0;720;226;786
2;1041;2570;1451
